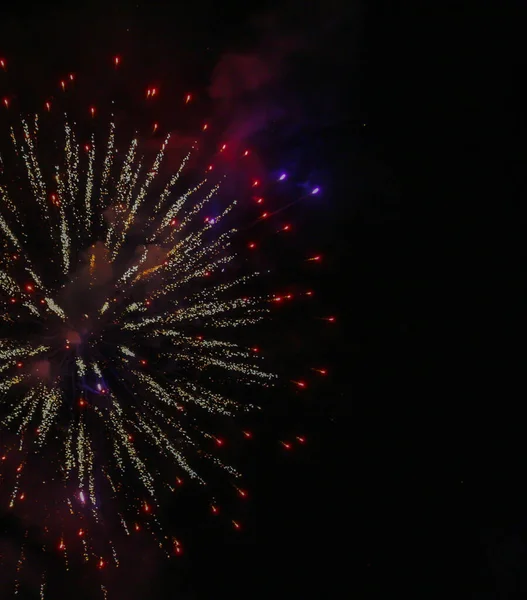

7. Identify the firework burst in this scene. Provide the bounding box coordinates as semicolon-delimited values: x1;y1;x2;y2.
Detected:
0;57;325;596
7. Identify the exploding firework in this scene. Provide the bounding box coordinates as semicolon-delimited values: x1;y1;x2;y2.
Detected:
0;57;326;596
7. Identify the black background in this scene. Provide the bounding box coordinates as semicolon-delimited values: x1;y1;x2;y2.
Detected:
0;0;522;598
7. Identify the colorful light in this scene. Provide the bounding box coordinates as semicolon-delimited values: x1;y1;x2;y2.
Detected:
0;62;324;581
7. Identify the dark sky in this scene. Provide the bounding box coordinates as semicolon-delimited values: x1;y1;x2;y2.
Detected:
1;0;521;598
2;0;394;597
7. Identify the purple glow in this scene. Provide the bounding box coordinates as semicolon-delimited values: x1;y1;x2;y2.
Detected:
80;491;85;503
279;173;287;181
209;218;216;225
311;187;320;195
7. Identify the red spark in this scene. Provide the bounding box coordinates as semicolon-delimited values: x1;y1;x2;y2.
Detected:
232;520;241;530
296;436;306;443
281;441;292;450
25;284;33;292
207;164;213;171
202;123;208;131
10;298;16;304
306;291;314;296
140;359;147;365
79;399;86;407
243;431;252;439
128;434;133;441
215;437;224;447
69;73;75;81
325;316;336;323
285;294;293;299
185;93;192;103
153;122;158;132
16;362;23;368
3;98;8;109
40;299;45;305
60;81;65;91
146;88;151;98
19;493;25;500
238;489;248;498
243;150;250;156
274;297;282;302
145;300;151;306
0;59;5;70
84;144;90;152
176;477;183;485
98;559;105;569
256;197;264;204
308;255;321;262
211;505;219;514
144;503;150;513
283;224;291;231
58;541;65;551
292;380;306;388
313;368;327;375
90;106;95;117
252;179;259;187
220;144;227;152
261;212;268;218
114;56;121;67
248;242;256;249
170;218;177;226
252;347;259;352
78;529;84;537
151;87;157;97
45;101;51;111
135;523;140;531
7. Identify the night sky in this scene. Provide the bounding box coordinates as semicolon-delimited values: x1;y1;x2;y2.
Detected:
0;0;520;598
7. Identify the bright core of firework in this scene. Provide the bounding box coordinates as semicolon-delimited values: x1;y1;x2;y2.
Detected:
0;115;275;550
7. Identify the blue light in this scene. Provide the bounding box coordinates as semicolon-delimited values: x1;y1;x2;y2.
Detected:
311;187;320;195
279;173;287;181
